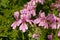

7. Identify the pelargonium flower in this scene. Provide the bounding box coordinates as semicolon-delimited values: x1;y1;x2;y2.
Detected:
33;11;48;29
20;2;36;17
11;11;32;32
47;14;56;29
11;11;20;29
48;34;52;40
19;15;32;32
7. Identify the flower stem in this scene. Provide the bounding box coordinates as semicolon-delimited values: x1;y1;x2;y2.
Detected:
22;32;24;40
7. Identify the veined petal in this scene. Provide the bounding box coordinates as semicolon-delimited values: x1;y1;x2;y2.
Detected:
50;23;56;29
44;23;48;29
11;21;17;29
39;11;45;18
39;22;44;26
19;23;28;32
33;18;40;24
31;10;36;16
17;19;22;26
26;19;32;26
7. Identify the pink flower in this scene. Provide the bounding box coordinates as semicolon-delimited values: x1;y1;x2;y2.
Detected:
33;11;48;29
47;14;56;23
20;5;36;17
19;15;32;32
38;12;48;28
48;34;52;40
58;30;60;36
47;14;56;29
20;0;36;17
11;11;32;32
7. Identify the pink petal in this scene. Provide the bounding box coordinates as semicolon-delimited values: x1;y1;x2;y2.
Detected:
58;30;60;36
11;21;17;29
26;19;32;26
17;19;22;26
44;23;48;29
12;26;16;29
14;11;19;20
19;23;28;32
31;10;36;16
39;11;45;18
33;18;40;24
50;23;56;29
39;22;44;26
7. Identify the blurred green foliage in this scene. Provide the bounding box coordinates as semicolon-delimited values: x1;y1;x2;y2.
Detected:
0;0;59;40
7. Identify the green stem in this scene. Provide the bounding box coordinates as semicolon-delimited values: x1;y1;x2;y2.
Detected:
22;32;24;40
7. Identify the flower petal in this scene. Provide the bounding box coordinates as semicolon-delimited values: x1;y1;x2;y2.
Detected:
50;23;56;29
33;18;40;24
11;21;17;29
58;30;60;37
19;23;28;32
14;11;19;20
39;22;44;26
17;19;22;26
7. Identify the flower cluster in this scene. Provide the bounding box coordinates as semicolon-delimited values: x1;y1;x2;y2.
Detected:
11;0;60;40
50;0;60;12
11;0;45;32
